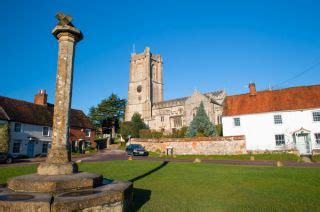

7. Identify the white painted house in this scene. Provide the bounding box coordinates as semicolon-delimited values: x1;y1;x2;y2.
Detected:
0;90;95;157
222;84;320;155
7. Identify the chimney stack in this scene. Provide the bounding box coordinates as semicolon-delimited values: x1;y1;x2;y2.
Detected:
34;89;48;105
249;83;256;96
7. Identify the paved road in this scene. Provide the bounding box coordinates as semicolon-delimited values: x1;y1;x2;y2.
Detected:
1;150;320;168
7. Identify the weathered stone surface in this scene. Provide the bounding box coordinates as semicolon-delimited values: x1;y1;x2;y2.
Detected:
131;136;246;155
39;17;83;176
8;172;103;193
52;181;133;212
0;192;51;212
125;47;226;133
38;161;77;175
0;12;133;212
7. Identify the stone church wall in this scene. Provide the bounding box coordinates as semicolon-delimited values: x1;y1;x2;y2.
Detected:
131;136;246;155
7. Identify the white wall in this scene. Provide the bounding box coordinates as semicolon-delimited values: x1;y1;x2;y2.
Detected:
222;108;320;152
0;120;8;124
9;122;52;157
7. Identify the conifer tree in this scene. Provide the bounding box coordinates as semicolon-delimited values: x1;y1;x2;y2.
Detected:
185;102;216;137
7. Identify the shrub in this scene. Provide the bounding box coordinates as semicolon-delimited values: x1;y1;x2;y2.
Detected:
120;121;139;140
131;113;149;130
94;138;108;149
163;127;188;138
0;124;9;152
186;102;216;137
215;124;223;136
139;129;163;138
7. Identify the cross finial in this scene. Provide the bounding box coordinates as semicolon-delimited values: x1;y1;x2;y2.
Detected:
55;12;74;26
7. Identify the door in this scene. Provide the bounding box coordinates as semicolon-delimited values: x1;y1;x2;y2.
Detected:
295;132;311;155
27;141;35;157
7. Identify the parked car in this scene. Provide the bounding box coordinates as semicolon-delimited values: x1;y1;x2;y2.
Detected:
126;144;149;156
0;152;13;164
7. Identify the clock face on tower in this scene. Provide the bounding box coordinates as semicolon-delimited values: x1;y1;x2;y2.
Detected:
137;85;142;93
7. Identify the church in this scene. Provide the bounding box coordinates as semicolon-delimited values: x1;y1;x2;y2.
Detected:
125;47;225;132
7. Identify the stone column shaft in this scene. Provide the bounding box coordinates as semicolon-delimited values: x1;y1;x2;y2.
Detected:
38;24;82;175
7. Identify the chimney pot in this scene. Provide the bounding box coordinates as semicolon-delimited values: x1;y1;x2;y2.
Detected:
34;89;48;105
249;83;256;96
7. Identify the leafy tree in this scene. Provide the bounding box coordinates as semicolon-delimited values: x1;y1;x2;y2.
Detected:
120;121;138;141
185;102;216;137
120;112;149;140
131;112;148;130
88;93;126;140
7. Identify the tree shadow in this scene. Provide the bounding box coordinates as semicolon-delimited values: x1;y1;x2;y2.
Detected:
129;161;169;211
129;161;169;182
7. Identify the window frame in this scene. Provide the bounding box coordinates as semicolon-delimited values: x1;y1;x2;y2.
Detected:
42;127;50;137
233;117;241;127
312;111;320;122
173;116;182;128
275;134;285;146
85;129;91;137
14;122;22;133
315;133;320;144
274;114;283;125
42;143;49;154
12;140;21;153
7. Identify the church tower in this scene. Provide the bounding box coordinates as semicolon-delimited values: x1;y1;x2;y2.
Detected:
125;47;163;121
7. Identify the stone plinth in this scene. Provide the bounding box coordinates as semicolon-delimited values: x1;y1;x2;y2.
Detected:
0;181;132;212
8;172;103;193
0;192;52;212
52;181;133;211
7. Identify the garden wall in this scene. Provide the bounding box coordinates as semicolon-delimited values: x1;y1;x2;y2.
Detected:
131;136;246;155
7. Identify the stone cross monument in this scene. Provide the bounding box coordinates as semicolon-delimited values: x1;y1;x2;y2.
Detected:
38;12;83;175
0;13;132;211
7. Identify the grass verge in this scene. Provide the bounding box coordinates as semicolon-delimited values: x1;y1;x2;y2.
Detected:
0;161;319;211
149;152;301;161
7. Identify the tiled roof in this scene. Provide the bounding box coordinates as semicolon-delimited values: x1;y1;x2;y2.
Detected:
0;96;94;129
0;107;9;121
223;85;320;116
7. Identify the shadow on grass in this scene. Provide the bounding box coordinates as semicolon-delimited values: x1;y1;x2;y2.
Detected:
129;161;169;211
132;188;151;211
129;161;169;182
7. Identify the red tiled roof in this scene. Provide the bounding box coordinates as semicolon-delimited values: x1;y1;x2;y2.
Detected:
223;85;320;116
0;96;94;129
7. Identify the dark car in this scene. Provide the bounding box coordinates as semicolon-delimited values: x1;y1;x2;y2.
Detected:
126;144;149;156
0;152;13;164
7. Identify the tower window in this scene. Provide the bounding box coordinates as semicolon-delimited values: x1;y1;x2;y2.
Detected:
173;116;182;128
137;85;142;93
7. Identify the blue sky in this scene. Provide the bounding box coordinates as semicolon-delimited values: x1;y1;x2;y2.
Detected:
1;0;320;114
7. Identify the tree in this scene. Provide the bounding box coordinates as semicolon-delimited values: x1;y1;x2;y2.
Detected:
88;93;126;141
120;112;149;140
120;121;138;141
185;102;216;137
131;112;148;130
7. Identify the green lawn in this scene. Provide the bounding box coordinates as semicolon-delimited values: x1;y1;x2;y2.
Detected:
1;161;319;211
149;152;301;162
